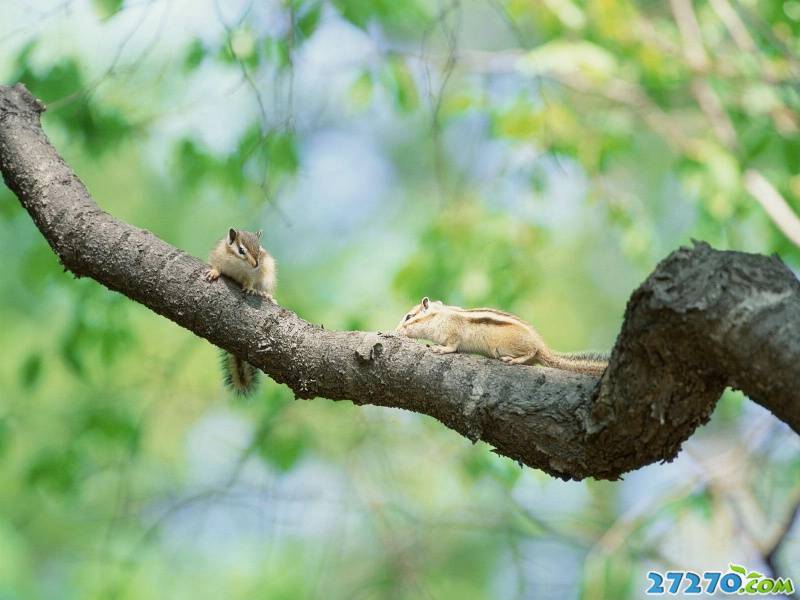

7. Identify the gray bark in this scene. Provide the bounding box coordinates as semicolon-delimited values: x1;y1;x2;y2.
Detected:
2;83;798;480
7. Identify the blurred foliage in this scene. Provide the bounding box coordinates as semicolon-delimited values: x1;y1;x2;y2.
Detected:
11;42;136;156
1;0;799;598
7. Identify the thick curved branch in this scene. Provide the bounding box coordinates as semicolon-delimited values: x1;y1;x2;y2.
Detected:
1;83;799;481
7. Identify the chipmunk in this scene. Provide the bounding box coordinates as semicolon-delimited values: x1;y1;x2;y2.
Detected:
395;297;608;376
203;228;277;395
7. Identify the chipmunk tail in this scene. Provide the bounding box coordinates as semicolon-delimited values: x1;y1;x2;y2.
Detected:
220;350;259;396
541;350;609;377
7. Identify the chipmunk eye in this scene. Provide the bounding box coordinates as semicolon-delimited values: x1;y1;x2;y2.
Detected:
238;246;245;255
404;314;412;321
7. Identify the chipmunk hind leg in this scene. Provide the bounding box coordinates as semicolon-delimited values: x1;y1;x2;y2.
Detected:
430;343;458;354
500;351;538;365
499;335;539;364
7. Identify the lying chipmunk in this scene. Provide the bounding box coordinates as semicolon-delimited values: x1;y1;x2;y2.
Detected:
395;297;607;376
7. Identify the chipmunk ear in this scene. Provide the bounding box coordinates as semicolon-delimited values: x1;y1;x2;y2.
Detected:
255;229;262;239
228;228;237;243
422;296;430;310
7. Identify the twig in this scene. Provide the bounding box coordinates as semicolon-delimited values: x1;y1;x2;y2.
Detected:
669;0;709;71
764;493;800;599
669;0;738;149
708;0;756;52
744;169;800;248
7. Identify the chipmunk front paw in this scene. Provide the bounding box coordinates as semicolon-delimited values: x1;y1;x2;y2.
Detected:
203;268;220;282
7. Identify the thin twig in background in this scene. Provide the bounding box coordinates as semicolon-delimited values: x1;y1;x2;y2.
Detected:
212;0;293;227
670;0;738;149
764;492;800;597
708;0;756;52
744;170;800;249
669;0;709;71
419;0;461;205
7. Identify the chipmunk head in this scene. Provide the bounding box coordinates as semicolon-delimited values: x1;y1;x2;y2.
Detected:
395;296;444;338
227;228;263;268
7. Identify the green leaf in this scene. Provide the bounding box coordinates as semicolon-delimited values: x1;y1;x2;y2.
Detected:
92;0;124;19
13;49;135;156
0;418;9;458
79;404;140;452
19;353;43;389
297;1;323;38
58;287;134;377
264;38;291;70
519;40;617;81
183;39;206;72
461;449;492;480
176;139;216;188
60;321;86;377
27;450;81;494
686;488;713;520
331;0;427;31
20;236;63;293
230;28;257;64
349;71;373;108
385;55;419;112
257;426;307;472
267;132;299;177
0;187;23;221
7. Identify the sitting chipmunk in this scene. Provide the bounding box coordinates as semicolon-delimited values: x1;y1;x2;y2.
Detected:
203;227;277;395
395;297;608;376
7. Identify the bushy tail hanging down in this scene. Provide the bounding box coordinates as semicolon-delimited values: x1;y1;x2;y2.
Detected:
220;350;259;396
539;350;609;377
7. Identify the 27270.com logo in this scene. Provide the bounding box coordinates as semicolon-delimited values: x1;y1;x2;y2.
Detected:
645;564;795;595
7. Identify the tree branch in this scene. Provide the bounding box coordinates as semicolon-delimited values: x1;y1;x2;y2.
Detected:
2;83;799;481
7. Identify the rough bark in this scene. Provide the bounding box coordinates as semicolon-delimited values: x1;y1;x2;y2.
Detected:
1;83;798;480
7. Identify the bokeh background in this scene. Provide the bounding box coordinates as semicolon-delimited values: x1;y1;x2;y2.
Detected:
1;0;799;598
